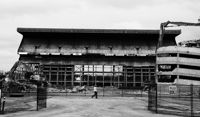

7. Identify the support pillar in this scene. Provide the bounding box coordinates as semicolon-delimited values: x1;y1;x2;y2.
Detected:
49;66;52;84
56;67;59;85
95;65;97;85
118;66;120;87
177;53;180;83
148;68;151;82
141;68;143;87
71;65;74;87
87;65;89;86
133;67;135;87
81;65;84;86
64;67;66;88
103;65;105;87
125;66;127;87
93;65;95;85
112;65;115;86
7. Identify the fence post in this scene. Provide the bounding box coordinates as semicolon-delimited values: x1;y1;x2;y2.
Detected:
121;88;123;97
37;85;38;111
155;83;158;113
103;86;104;97
147;84;150;110
1;97;5;114
0;96;1;113
178;85;181;98
112;86;113;96
191;84;193;117
0;81;2;114
199;87;200;99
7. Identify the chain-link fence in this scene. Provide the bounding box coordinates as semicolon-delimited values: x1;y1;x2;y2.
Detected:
47;86;147;97
148;83;200;117
1;85;146;114
0;82;47;114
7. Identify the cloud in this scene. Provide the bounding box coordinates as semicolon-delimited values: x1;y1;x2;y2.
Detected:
86;0;164;9
0;48;18;71
0;0;200;70
0;0;84;18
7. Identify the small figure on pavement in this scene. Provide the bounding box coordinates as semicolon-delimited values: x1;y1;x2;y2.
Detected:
91;85;98;99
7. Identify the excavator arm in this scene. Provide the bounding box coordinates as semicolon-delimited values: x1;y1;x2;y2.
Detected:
8;61;32;81
158;21;200;48
162;21;200;27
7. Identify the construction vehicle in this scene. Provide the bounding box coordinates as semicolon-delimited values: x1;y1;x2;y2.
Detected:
156;19;200;84
2;61;38;96
157;20;200;48
8;61;33;81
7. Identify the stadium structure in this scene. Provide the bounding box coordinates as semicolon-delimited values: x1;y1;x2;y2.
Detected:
178;39;200;48
156;46;200;85
16;28;180;88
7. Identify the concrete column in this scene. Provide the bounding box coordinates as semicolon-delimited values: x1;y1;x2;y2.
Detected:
81;65;84;86
103;65;105;87
177;53;180;82
133;67;135;87
148;68;151;82
64;66;66;88
93;65;95;85
49;66;52;83
56;67;59;85
155;54;158;83
112;65;115;86
124;65;127;87
141;68;143;87
95;65;97;85
87;65;89;86
71;65;74;87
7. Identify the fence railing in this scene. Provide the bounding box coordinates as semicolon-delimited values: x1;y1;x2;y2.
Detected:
46;86;147;97
1;86;147;97
1;86;145;114
0;84;47;114
148;83;200;117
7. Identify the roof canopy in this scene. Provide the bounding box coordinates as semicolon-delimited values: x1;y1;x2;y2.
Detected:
17;28;181;35
17;28;180;57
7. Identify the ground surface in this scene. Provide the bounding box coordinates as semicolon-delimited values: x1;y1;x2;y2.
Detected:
2;96;179;117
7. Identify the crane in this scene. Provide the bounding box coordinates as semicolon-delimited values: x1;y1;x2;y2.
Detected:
157;20;200;48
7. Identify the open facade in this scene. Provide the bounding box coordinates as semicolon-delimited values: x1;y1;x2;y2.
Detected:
17;28;180;88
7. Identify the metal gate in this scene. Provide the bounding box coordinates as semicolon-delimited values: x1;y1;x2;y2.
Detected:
37;82;47;111
0;81;47;114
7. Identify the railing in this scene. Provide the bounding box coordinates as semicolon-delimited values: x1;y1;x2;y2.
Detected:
157;46;200;55
148;83;200;117
0;83;47;114
157;68;200;78
47;86;146;97
157;57;200;66
1;86;147;114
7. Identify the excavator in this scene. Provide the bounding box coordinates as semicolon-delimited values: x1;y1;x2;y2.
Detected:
157;20;200;48
156;19;200;84
2;61;38;96
8;61;32;81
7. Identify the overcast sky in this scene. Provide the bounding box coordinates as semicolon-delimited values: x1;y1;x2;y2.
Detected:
0;0;200;71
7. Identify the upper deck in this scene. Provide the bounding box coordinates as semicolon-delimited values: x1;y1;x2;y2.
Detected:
157;46;200;56
157;46;200;79
17;28;180;57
